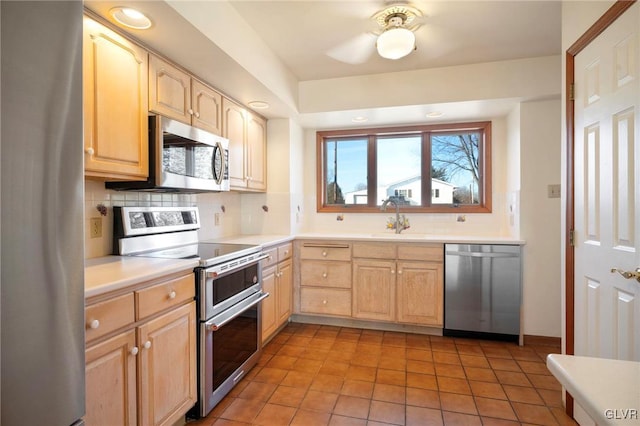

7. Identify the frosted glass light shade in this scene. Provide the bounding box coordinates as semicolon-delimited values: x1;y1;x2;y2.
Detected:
376;27;415;60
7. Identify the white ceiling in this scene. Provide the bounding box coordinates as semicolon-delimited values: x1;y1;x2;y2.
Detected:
228;0;561;81
84;1;562;129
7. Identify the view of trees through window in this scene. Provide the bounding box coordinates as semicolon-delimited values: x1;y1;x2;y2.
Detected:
318;122;491;213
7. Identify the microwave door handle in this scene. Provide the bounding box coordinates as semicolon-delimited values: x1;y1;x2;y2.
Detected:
205;292;270;331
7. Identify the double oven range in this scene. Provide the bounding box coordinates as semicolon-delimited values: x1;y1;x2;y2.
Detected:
113;206;268;417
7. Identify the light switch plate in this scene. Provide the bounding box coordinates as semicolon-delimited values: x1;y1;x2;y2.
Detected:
548;184;561;198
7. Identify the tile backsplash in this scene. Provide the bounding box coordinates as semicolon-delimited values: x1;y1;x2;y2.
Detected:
84;179;198;258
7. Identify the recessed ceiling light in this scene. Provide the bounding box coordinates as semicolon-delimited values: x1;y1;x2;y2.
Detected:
426;111;444;118
248;101;269;109
110;7;152;30
352;116;368;123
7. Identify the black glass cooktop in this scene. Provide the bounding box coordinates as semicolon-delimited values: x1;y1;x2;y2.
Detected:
131;242;260;266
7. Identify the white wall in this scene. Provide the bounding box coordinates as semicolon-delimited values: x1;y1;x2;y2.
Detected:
506;103;521;238
301;117;513;237
560;0;616;349
520;99;562;337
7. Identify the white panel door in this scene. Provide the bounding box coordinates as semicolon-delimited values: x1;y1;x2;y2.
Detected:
574;1;640;369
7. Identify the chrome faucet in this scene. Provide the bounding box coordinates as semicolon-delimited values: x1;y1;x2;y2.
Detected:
381;197;409;234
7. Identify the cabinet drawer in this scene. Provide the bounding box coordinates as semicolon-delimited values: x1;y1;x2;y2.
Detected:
300;244;351;261
278;242;293;261
300;288;351;316
352;243;396;259
300;261;351;288
135;274;195;320
397;244;444;262
262;247;278;269
85;293;135;343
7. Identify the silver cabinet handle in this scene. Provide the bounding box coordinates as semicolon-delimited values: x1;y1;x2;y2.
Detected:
611;267;640;282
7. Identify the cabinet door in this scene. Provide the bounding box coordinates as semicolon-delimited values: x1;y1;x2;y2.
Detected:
277;259;293;326
192;79;222;135
261;265;278;343
352;259;395;321
149;54;191;124
138;302;196;426
397;261;443;326
222;97;248;189
85;330;137;426
83;17;148;180
246;113;267;191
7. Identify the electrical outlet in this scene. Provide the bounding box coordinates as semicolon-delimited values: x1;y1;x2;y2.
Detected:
214;213;220;226
90;217;102;238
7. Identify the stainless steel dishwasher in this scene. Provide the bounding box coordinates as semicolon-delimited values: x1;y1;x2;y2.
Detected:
444;244;522;342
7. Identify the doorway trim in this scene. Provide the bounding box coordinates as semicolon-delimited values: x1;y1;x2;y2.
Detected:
564;0;636;416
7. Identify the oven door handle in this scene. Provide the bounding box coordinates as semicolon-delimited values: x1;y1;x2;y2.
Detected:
205;252;270;279
205;291;270;331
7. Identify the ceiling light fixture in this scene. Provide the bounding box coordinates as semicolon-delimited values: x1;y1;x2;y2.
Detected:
352;116;368;123
373;5;421;60
426;111;444;118
248;101;270;109
109;7;152;30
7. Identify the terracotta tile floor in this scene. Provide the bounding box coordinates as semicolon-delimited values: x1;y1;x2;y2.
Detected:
188;323;577;426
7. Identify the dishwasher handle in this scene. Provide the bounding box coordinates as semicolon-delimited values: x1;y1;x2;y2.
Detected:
446;251;520;258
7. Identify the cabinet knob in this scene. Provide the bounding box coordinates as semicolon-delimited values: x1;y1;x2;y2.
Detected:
130;346;139;356
322;272;327;278
85;147;95;156
195;112;200;118
397;270;403;275
284;250;289;255
322;300;328;305
169;290;177;299
89;319;100;329
269;255;273;261
188;108;194;115
391;270;395;274
143;341;152;349
322;251;327;257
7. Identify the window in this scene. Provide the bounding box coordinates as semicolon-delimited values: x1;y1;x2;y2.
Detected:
316;122;491;213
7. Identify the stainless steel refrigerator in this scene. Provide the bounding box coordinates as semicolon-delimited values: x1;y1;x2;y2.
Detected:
1;1;85;425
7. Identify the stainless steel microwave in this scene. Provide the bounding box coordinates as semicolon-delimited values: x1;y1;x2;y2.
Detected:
106;115;229;193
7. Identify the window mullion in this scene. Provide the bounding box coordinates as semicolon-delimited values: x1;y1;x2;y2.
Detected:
422;132;432;207
367;135;377;207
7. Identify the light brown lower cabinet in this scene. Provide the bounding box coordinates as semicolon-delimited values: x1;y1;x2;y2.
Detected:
85;273;197;426
261;242;293;343
352;243;444;327
85;330;137;426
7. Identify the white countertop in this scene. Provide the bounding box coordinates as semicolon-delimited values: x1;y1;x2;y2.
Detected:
84;256;199;298
546;354;640;425
294;232;525;245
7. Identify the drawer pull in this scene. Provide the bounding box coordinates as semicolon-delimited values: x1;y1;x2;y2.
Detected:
143;341;152;350
130;346;139;356
322;300;328;305
284;250;289;255
168;291;177;300
89;319;100;330
322;272;327;278
322;251;327;257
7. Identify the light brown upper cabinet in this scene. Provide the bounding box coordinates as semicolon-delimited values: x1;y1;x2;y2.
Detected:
149;54;222;136
222;97;267;192
83;16;149;180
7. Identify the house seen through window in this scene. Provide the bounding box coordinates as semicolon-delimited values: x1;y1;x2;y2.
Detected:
317;122;491;213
